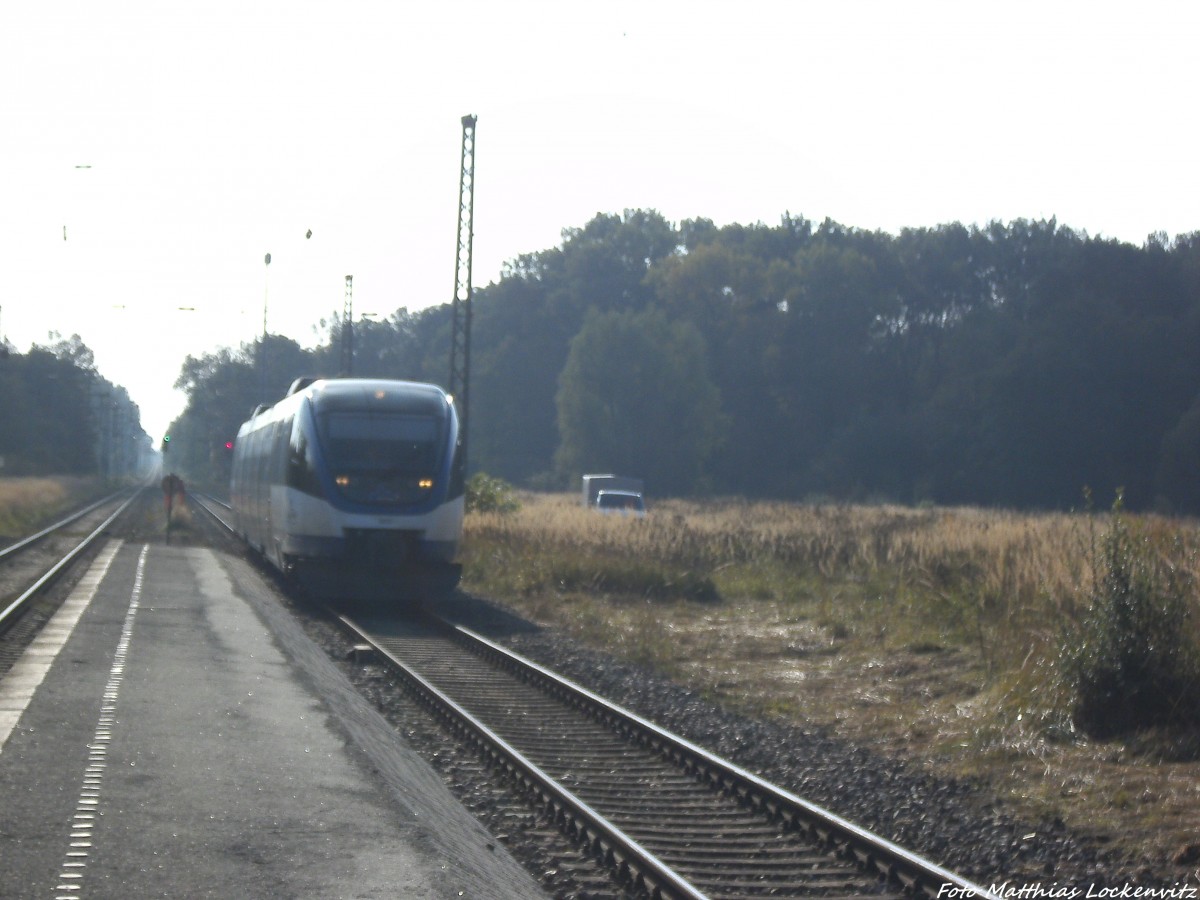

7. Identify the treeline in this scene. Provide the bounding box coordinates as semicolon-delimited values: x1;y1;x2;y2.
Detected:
168;211;1200;513
0;335;149;478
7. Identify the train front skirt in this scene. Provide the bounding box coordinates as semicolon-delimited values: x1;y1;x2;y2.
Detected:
287;554;462;605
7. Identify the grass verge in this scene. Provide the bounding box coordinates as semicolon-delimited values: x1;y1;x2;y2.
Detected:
0;476;104;538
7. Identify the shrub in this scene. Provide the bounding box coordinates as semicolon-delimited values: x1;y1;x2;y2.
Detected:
465;472;520;514
1066;497;1200;738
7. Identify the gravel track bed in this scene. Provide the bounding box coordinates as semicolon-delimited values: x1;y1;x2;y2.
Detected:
0;499;127;678
296;607;637;900
438;595;1166;892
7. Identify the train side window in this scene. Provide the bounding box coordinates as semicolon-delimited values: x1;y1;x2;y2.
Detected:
287;420;322;496
252;428;270;513
254;428;270;483
270;419;289;483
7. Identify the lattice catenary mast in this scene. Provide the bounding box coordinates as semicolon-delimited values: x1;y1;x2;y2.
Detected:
341;274;354;375
448;114;477;470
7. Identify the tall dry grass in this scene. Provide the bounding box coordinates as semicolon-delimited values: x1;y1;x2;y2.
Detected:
467;493;1151;604
463;493;1200;725
0;475;72;540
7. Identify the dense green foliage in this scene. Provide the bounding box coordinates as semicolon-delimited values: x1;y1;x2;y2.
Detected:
0;334;148;477
464;472;520;514
166;211;1200;512
555;307;724;494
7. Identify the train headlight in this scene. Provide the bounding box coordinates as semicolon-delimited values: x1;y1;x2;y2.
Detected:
418;479;433;489
336;475;350;487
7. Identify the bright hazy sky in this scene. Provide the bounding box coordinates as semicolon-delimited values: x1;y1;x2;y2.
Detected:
2;1;1196;441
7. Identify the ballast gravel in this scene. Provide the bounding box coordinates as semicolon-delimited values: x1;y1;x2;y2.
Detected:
438;592;1169;892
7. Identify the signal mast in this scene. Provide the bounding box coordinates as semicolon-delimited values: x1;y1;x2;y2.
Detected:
448;114;477;470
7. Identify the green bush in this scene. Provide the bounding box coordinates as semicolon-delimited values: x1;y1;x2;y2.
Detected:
1066;498;1200;738
465;472;520;514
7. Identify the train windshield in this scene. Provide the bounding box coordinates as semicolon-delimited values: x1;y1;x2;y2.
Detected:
319;412;442;505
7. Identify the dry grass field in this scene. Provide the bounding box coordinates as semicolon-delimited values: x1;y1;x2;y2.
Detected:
461;492;1200;873
0;477;100;539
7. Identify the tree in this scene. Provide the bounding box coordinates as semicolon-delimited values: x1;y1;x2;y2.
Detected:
316;306;447;382
560;210;677;314
156;208;1200;510
467;275;568;483
555;307;725;495
1155;391;1200;514
0;336;142;476
469;211;679;484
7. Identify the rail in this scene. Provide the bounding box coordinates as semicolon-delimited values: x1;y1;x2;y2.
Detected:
339;612;1000;900
0;490;141;632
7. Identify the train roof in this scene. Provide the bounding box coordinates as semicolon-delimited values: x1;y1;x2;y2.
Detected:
238;378;452;436
304;378;450;416
236;379;456;441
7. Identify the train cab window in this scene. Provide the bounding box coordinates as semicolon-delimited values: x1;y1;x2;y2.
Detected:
319;412;440;505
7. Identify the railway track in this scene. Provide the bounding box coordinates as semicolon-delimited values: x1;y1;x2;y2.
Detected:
0;488;139;651
338;611;997;900
188;490;998;898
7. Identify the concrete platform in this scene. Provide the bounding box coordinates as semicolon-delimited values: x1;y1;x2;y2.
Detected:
0;540;544;899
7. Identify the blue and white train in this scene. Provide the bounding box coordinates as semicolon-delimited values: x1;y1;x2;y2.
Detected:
230;377;464;602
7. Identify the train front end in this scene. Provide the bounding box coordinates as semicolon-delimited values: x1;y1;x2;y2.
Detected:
285;379;464;602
